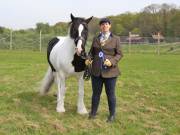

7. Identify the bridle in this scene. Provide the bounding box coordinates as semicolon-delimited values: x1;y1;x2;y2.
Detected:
74;36;87;59
74;36;91;80
74;36;85;44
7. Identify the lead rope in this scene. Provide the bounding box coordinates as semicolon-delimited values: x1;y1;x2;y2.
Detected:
83;52;92;81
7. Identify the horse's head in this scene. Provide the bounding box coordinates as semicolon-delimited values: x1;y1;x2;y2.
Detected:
69;13;93;57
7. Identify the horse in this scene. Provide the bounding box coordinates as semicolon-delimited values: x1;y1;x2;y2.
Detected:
40;14;93;114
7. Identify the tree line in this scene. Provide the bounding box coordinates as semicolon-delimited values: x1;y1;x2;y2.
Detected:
110;3;180;37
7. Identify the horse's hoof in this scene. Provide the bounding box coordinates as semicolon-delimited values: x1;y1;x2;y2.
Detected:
77;108;88;114
56;107;65;113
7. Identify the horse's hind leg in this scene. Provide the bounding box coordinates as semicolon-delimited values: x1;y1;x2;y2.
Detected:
56;73;66;113
77;74;88;114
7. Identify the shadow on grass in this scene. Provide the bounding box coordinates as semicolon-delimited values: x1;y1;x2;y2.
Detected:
15;91;80;116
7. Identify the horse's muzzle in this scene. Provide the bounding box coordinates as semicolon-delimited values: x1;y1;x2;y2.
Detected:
75;48;82;56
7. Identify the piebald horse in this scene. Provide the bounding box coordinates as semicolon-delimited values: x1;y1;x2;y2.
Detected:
40;14;93;114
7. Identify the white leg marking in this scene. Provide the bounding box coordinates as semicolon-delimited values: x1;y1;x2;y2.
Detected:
56;73;66;113
77;74;88;114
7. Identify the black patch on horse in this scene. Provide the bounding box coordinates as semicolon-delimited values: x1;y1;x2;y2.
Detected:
47;37;59;71
72;54;86;72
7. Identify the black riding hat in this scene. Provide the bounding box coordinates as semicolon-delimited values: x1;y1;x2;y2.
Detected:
99;18;111;25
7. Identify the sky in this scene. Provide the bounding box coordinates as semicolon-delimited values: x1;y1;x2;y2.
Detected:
0;0;180;29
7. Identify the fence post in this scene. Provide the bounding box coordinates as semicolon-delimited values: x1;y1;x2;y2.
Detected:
10;29;13;50
128;32;131;54
39;30;42;52
157;32;160;55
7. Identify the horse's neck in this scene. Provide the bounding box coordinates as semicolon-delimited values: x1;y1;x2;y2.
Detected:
66;36;76;50
57;36;76;56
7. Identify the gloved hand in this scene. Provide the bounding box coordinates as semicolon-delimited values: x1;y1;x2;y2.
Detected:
85;59;92;66
104;59;112;67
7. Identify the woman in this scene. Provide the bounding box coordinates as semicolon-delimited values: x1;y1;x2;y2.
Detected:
86;18;123;122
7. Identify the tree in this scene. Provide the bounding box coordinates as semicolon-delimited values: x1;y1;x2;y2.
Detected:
139;4;162;36
0;26;4;34
131;28;141;35
168;11;180;37
53;22;68;35
109;13;139;36
36;23;50;33
160;3;177;36
88;17;99;37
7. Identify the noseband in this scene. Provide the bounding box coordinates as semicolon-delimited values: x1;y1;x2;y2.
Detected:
74;36;87;59
74;36;85;44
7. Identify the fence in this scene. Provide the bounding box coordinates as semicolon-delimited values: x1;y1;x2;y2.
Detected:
0;30;180;54
0;30;58;51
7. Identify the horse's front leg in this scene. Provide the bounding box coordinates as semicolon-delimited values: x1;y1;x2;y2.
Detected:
77;74;88;114
56;73;66;113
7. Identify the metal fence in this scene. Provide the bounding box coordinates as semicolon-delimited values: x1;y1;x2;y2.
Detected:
0;31;56;51
0;31;180;54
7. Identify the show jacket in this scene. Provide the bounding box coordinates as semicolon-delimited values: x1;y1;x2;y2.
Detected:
89;33;123;78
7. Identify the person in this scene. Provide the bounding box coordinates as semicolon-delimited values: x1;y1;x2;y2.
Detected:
85;18;123;122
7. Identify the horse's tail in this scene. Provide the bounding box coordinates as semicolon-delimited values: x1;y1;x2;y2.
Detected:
40;67;54;95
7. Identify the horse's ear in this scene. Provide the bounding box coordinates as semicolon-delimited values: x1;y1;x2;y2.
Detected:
70;13;75;21
85;16;93;24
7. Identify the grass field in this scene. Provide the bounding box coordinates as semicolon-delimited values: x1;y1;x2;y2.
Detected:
0;50;179;135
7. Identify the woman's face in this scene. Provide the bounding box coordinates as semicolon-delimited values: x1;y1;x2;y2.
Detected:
100;23;111;33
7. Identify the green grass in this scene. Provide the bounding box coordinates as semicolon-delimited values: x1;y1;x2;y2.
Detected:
0;50;179;135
